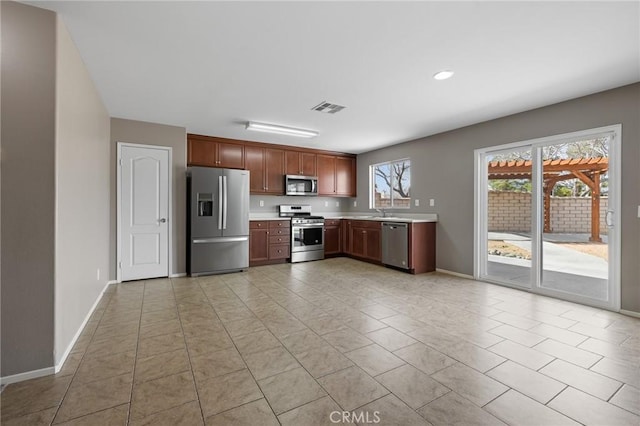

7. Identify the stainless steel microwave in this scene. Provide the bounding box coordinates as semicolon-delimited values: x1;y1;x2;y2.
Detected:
285;175;318;196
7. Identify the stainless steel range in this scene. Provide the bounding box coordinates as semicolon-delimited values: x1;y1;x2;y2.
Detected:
279;205;324;263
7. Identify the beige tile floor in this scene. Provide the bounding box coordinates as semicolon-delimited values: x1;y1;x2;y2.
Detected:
1;257;639;425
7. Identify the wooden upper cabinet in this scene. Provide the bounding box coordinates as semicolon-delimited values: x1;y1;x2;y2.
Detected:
188;137;244;169
188;138;217;166
317;154;356;197
217;142;244;169
317;155;336;195
264;148;285;194
245;146;284;194
286;151;317;176
335;156;356;196
187;134;353;196
244;146;265;193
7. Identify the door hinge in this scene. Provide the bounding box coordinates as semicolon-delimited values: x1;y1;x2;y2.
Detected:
118;261;122;269
118;158;122;166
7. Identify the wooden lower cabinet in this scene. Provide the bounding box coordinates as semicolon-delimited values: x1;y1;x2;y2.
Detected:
249;220;291;265
248;218;435;274
337;219;435;272
347;220;381;262
324;219;342;256
407;222;436;274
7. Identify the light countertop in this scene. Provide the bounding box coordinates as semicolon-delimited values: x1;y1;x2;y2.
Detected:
249;213;437;223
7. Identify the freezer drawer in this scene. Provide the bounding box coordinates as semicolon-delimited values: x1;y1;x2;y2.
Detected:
190;237;249;276
382;222;409;269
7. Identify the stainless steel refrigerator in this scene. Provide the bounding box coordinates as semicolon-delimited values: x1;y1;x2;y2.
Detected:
187;167;249;276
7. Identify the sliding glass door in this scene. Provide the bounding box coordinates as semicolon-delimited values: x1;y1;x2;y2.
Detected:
482;147;533;289
475;126;620;310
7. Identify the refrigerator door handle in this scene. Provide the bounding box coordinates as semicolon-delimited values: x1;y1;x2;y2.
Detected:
223;175;228;229
218;176;223;230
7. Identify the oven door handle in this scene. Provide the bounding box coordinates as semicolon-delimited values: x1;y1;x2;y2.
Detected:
292;224;324;229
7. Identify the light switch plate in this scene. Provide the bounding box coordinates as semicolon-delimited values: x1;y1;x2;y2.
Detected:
429;199;435;207
259;200;264;207
637;205;640;218
415;199;420;206
336;201;340;207
353;200;357;207
324;201;329;207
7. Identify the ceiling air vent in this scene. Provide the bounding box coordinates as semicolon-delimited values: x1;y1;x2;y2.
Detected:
312;101;346;114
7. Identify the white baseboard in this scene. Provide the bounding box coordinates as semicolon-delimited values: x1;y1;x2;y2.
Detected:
107;279;120;285
436;268;474;280
0;366;56;386
170;273;187;278
53;281;113;374
620;309;640;318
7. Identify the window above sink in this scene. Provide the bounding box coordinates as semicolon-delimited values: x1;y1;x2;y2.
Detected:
370;159;411;209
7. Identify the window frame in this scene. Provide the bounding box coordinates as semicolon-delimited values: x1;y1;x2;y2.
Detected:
369;158;411;209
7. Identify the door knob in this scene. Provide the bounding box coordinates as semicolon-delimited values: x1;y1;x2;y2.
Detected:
159;218;167;223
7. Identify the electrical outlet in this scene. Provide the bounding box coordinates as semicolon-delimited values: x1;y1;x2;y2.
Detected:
336;201;340;207
259;200;264;207
96;269;100;281
414;199;420;207
353;200;357;207
324;201;329;207
429;199;435;207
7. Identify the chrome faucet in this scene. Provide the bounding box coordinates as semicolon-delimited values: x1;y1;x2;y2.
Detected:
375;208;388;218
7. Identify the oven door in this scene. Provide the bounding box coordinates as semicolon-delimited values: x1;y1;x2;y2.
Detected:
291;224;324;252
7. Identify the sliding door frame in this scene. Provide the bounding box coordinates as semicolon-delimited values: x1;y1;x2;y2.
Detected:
474;124;621;311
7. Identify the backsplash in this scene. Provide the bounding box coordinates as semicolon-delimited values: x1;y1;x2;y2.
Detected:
249;195;356;214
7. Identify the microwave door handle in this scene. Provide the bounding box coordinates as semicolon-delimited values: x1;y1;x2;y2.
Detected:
312;179;317;193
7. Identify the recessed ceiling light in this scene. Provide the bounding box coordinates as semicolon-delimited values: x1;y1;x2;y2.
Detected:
245;121;318;138
433;70;454;80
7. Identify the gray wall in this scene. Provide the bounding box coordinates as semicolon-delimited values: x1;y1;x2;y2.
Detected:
54;19;111;364
110;118;187;278
1;2;56;376
355;83;640;312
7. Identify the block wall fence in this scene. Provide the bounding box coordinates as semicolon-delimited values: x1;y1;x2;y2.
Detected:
488;191;608;235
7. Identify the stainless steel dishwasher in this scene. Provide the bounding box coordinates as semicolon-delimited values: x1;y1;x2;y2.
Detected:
382;222;408;269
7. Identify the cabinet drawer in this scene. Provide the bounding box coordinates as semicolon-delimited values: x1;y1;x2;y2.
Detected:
325;219;341;227
269;227;290;236
269;235;290;245
268;220;290;229
351;220;381;229
250;221;269;229
269;244;290;259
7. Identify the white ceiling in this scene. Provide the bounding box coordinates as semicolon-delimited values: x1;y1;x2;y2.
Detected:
30;1;640;154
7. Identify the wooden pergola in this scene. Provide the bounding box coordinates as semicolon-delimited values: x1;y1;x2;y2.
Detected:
488;157;608;242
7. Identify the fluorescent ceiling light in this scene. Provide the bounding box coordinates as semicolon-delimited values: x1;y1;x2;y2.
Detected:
246;121;318;138
433;70;454;80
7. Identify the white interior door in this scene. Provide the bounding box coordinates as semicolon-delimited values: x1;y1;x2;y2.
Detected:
118;144;170;281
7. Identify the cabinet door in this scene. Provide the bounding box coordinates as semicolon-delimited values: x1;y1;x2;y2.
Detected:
249;228;269;263
300;153;317;176
324;225;341;255
285;151;302;175
342;220;350;254
265;148;285;194
335;156;356;196
217;142;244;169
351;227;366;258
244;146;265;193
317;155;336;195
365;227;381;261
188;139;216;167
